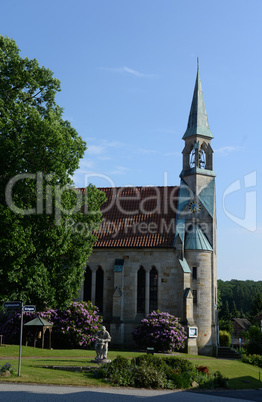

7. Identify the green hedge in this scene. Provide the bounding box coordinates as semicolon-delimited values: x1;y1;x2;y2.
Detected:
241;354;262;368
219;330;231;347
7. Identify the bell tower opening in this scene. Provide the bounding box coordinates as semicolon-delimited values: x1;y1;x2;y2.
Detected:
189;147;196;168
199;147;206;169
188;142;207;169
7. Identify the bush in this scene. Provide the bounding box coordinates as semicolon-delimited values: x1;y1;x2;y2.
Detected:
0;363;14;376
132;354;168;371
131;311;187;352
219;330;231;347
214;370;229;388
241;354;262;368
94;356;134;387
246;326;262;355
163;356;196;373
0;301;102;349
132;354;196;376
133;365;166;389
42;301;103;348
106;357;134;387
97;355;130;377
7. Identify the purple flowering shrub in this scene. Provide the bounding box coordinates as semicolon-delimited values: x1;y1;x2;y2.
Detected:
0;301;102;349
131;311;187;352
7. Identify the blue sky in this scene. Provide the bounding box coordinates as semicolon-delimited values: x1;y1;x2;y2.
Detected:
1;0;262;281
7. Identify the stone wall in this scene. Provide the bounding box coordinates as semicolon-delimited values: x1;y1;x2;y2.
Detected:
84;247;181;345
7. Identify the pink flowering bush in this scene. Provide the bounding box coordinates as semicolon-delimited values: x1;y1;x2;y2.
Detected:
131;311;187;353
0;301;102;349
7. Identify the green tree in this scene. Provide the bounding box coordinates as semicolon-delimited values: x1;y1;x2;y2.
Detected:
223;300;231;321
239;308;245;318
246;326;262;355
217;287;222;309
249;293;262;325
232;301;239;319
219;300;233;333
219;318;233;334
0;36;106;309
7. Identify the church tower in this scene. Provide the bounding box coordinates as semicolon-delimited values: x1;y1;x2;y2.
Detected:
174;64;218;355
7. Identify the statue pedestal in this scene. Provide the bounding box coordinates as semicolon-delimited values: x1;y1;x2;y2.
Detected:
91;358;111;364
187;337;198;355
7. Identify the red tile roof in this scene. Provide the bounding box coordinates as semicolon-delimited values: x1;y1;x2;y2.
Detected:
90;186;179;248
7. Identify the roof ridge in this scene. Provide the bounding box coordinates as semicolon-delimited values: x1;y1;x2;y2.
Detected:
78;185;179;190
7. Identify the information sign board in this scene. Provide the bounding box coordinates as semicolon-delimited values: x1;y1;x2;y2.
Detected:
3;301;22;309
188;326;198;338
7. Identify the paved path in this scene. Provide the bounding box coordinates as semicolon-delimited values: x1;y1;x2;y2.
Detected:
0;383;261;401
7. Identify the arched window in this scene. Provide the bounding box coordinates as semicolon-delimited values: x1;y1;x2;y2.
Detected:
189;147;196;168
149;267;158;312
189;142;207;169
83;266;92;302
199;147;206;169
95;266;104;313
137;266;145;314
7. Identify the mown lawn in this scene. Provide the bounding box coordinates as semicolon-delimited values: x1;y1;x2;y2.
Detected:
0;345;261;389
185;355;262;389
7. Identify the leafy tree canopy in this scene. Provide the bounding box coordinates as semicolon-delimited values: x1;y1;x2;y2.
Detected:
0;36;106;309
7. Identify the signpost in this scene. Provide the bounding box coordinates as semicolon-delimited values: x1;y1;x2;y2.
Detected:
3;301;37;376
18;303;23;376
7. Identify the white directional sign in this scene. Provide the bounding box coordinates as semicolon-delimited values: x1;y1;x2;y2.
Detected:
23;305;36;312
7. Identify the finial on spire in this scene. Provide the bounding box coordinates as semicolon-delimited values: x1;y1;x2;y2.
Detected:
197;57;199;72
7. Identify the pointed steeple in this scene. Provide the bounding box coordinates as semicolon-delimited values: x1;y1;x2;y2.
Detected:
183;64;213;140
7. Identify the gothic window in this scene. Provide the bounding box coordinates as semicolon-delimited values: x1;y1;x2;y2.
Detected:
189;142;207;169
192;267;197;280
149;267;158;312
199;148;206;169
193;289;197;304
95;266;104;313
137;266;145;314
84;266;92;302
189;148;196;168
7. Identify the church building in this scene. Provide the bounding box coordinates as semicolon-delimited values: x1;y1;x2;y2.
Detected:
80;67;218;356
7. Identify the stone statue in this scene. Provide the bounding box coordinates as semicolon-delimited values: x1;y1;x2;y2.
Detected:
95;326;111;362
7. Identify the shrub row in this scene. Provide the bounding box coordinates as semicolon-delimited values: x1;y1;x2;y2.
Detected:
241;354;262;368
94;354;229;390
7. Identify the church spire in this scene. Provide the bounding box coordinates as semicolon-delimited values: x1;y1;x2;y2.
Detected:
183;65;213;140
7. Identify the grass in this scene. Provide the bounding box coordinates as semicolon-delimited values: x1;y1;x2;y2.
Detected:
186;355;262;390
0;345;262;389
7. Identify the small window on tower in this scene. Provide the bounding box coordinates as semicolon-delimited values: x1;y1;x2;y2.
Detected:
192;267;197;280
189;148;196;168
193;290;197;304
199;148;206;169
